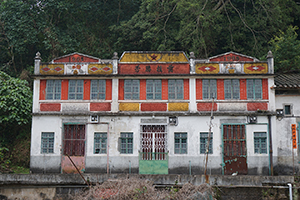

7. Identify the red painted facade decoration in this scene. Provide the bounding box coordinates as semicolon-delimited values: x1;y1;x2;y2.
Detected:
40;103;61;111
141;103;167;111
210;53;254;62
118;63;190;75
197;103;217;111
90;103;111;111
53;54;99;63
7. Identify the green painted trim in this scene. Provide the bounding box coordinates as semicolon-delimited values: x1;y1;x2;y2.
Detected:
139;152;169;174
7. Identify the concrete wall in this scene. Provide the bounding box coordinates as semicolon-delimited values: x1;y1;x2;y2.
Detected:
31;114;272;175
275;95;300;175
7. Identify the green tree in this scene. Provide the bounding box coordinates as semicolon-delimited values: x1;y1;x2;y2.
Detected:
113;0;299;59
0;71;32;145
270;26;300;73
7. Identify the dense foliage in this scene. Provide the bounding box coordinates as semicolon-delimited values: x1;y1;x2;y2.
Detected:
0;71;32;145
0;0;300;77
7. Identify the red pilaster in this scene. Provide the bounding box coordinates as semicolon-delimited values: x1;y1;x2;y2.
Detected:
196;79;202;100
106;79;112;100
140;79;146;100
240;79;247;100
61;79;69;100
162;79;168;100
83;79;90;100
217;79;224;100
40;80;46;100
118;79;124;100
262;79;268;100
184;79;189;100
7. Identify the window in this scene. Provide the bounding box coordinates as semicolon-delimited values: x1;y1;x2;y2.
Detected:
91;80;106;100
146;79;161;100
203;79;217;99
254;132;267;154
46;80;61;100
41;132;54;153
174;133;187;154
247;79;262;99
120;132;133;154
168;79;184;100
124;80;139;100
69;80;84;100
284;104;292;115
224;79;239;99
94;132;107;154
200;132;213;154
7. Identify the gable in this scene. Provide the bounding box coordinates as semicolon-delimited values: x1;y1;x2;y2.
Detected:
53;52;100;63
209;52;258;62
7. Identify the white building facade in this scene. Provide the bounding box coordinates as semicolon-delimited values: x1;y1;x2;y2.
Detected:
30;51;290;175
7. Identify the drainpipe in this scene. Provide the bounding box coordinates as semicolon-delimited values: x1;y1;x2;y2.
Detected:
287;183;292;200
268;115;273;176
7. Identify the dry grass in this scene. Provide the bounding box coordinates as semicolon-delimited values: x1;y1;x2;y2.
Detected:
72;178;214;200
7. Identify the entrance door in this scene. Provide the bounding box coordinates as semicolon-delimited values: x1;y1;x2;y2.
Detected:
223;124;247;175
139;125;168;174
61;124;85;174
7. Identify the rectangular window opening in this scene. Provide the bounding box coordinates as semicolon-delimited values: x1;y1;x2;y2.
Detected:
146;79;162;100
124;80;140;100
200;132;213;154
41;132;54;154
174;132;187;154
91;80;106;100
46;80;61;100
68;80;84;100
254;132;267;154
120;132;133;154
168;79;184;100
94;132;107;154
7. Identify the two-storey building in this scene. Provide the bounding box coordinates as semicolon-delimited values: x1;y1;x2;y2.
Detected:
30;50;279;175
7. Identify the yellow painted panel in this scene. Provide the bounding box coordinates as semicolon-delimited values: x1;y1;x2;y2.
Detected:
168;103;189;111
244;63;268;74
195;63;219;74
119;103;140;111
40;64;64;75
88;64;113;74
120;52;188;63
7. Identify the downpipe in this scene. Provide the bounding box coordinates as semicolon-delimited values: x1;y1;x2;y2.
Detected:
287;183;292;200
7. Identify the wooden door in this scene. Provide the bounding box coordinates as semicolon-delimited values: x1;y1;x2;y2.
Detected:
223;124;247;175
61;124;85;174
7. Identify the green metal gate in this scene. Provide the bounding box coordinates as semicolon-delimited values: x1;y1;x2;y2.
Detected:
139;125;168;174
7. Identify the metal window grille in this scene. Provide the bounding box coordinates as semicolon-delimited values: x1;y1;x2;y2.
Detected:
202;79;217;99
68;80;84;100
168;79;184;100
46;80;61;100
63;125;85;156
120;132;133;154
200;132;213;154
146;80;162;100
224;79;240;99
247;79;262;99
124;80;140;100
254;132;267;154
91;80;106;100
41;132;54;153
174;132;187;154
140;125;167;160
94;132;107;154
